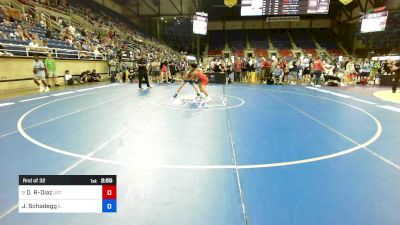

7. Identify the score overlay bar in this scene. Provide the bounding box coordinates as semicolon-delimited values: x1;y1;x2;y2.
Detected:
19;175;117;213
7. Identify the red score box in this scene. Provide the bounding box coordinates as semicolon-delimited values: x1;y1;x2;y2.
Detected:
102;185;117;199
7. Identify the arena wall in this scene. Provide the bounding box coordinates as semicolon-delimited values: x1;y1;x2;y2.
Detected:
0;58;108;91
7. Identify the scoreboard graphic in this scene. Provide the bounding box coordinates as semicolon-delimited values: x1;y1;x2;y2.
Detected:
19;175;117;213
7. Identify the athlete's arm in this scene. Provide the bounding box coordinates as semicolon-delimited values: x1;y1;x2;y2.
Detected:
191;71;199;82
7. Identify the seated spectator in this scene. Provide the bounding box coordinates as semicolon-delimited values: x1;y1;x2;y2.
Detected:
80;70;90;83
0;31;6;38
81;40;90;51
64;70;76;85
0;44;13;56
90;69;101;82
39;18;47;29
272;66;284;84
22;28;32;41
1;18;11;27
66;35;74;46
45;30;53;39
28;37;39;48
14;25;25;40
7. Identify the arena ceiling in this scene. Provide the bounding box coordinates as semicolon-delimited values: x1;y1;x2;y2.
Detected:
114;0;199;18
115;0;396;22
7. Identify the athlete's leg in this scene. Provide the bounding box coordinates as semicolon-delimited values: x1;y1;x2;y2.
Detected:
199;84;208;97
175;81;186;93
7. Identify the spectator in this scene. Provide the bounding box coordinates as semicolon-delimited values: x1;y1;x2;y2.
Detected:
90;69;101;82
1;18;11;27
261;57;271;83
391;60;400;93
272;65;284;84
14;25;25;40
64;70;75;85
22;28;32;41
45;30;53;39
0;44;13;56
0;31;6;38
255;56;262;83
80;70;90;83
360;58;371;80
120;62;127;83
66;35;74;46
312;56;325;87
33;55;50;92
108;57;117;82
44;53;60;87
234;57;242;83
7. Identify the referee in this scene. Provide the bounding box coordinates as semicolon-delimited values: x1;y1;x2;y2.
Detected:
137;53;151;89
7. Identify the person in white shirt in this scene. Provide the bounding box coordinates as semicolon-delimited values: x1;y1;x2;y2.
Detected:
272;65;284;84
360;58;371;79
33;56;50;92
301;54;312;84
64;70;76;85
345;58;356;85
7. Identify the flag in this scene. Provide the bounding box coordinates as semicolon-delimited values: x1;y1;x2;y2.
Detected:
224;0;237;8
339;0;353;5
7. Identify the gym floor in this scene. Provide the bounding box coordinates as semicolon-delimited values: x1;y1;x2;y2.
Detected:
0;83;399;225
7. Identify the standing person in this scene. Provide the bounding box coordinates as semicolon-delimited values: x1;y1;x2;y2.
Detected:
137;54;151;89
288;60;299;85
272;65;284;84
33;56;49;92
233;57;242;83
44;53;60;87
173;67;200;98
159;61;168;83
108;57;117;82
312;56;324;87
391;60;400;93
192;64;211;101
121;61;127;83
241;58;249;83
261;57;271;83
301;54;312;85
368;60;380;83
345;58;356;86
255;55;262;83
360;58;371;84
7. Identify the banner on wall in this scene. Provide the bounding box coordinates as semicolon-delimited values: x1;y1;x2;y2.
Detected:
339;0;354;5
224;0;237;8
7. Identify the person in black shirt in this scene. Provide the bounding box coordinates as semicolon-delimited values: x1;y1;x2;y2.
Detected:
391;60;400;93
137;54;151;89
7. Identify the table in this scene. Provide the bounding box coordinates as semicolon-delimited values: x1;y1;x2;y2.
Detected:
205;72;226;84
380;75;394;87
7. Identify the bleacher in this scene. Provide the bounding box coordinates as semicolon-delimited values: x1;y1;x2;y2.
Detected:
313;29;339;49
291;29;315;49
227;30;246;50
269;30;292;49
248;29;269;49
208;30;225;51
303;48;317;57
254;48;268;57
278;49;293;58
